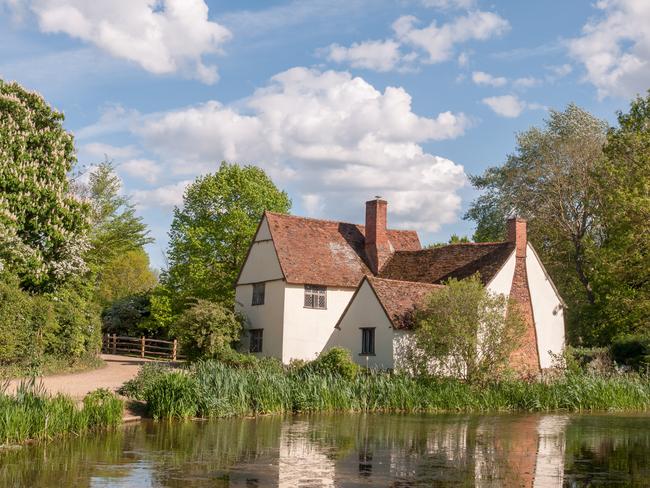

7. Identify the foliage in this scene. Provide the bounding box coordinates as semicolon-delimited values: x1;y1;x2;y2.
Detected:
95;248;157;307
164;162;291;310
0;79;90;290
127;359;650;420
101;292;151;336
301;347;359;380
610;335;650;372
117;361;174;400
143;371;198;419
0;380;122;445
591;92;650;340
170;299;243;360
81;161;152;272
464;104;608;343
425;234;471;249
409;275;526;384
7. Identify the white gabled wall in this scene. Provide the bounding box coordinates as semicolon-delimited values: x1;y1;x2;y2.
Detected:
325;280;395;369
486;250;516;296
235;215;286;359
526;244;565;368
282;285;355;363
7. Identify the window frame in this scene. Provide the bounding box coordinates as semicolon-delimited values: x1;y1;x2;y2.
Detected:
304;284;327;310
360;327;376;356
249;329;263;353
252;282;265;306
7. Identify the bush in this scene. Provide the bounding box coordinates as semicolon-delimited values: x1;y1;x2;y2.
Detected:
170;300;243;360
611;335;650;372
101;293;151;337
303;347;359;380
144;372;198;419
82;388;123;427
118;362;174;400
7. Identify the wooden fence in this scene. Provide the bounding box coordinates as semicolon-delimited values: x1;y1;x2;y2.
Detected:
102;334;181;361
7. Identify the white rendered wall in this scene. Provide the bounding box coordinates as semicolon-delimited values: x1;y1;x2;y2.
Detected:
282;284;355;363
486;250;516;296
526;244;565;368
235;216;286;359
325;280;395;369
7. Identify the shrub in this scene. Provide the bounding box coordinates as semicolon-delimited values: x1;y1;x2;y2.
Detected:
118;362;173;400
101;293;151;337
82;389;123;427
304;347;359;380
611;335;650;372
0;278;37;364
144;372;198;419
170;300;243;360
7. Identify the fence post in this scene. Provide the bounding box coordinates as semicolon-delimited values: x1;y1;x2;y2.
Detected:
112;333;116;354
141;336;146;358
172;339;177;361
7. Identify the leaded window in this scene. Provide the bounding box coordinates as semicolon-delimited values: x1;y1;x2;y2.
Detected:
249;329;263;353
304;285;327;309
252;282;265;306
361;328;375;355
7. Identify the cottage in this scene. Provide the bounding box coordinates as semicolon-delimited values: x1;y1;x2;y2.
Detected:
235;198;565;373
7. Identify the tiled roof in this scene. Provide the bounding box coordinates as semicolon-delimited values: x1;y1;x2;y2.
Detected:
379;242;515;285
265;212;421;287
367;276;443;329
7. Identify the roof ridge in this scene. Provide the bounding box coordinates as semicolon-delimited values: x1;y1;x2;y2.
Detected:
265;210;418;234
394;241;511;254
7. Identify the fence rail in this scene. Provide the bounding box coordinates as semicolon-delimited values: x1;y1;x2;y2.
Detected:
102;334;181;361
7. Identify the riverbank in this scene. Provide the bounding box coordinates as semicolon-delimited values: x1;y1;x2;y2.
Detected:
123;360;650;420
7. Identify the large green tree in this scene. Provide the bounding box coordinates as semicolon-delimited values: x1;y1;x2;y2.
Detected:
164;162;291;311
0;80;90;290
591;93;650;340
96;248;157;306
464;104;608;341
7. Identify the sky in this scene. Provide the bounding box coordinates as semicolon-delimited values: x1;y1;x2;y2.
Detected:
1;0;648;269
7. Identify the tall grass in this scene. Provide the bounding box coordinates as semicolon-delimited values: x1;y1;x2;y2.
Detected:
127;360;650;420
0;379;123;446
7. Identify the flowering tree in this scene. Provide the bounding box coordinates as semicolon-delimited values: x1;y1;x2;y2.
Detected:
0;80;90;290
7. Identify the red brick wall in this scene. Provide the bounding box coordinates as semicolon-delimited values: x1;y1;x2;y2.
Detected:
365;199;392;274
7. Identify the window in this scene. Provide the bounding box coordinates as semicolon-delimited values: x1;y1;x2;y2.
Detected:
252;282;265;306
304;285;327;309
249;329;263;353
361;328;375;355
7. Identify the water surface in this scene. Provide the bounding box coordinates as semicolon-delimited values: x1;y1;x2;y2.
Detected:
1;413;650;487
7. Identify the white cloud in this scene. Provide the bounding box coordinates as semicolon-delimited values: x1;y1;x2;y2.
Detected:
547;63;572;80
471;70;507;87
569;0;650;98
132;180;191;209
19;0;231;83
457;51;469;67
393;11;509;64
116;67;469;231
513;76;540;88
120;159;162;184
326;39;402;72
81;142;139;160
482;94;525;118
419;0;476;9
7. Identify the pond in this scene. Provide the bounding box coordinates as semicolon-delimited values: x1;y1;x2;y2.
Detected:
1;413;650;487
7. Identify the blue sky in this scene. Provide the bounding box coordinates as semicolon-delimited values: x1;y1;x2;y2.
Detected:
1;0;647;268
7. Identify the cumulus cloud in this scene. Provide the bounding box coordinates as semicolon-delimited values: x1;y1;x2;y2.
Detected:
471;70;507;87
513;76;540;88
120;159;162;184
419;0;477;9
122;67;469;231
569;0;650;98
393;11;509;64
326;39;403;72
18;0;231;83
482;94;544;118
132;180;191;209
81;142;139;160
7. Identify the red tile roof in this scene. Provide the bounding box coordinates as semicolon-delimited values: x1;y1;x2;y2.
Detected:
367;276;443;329
264;212;421;287
379;242;515;286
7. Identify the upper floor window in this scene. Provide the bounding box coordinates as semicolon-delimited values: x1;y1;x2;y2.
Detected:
361;327;375;356
252;282;265;306
249;329;263;353
304;285;327;309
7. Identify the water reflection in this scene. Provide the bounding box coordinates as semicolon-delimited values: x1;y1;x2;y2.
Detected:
1;412;649;487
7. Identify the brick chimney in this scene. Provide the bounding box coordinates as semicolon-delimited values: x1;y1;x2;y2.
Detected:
365;198;392;274
507;217;527;258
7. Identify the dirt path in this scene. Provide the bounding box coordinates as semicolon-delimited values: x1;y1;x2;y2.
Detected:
6;354;151;400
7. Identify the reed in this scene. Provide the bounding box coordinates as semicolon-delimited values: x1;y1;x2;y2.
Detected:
128;359;650;420
0;379;123;446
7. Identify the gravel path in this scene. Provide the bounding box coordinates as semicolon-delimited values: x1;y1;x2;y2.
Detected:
6;354;151;399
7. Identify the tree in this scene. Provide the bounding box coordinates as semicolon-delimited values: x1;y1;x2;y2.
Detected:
164;162;291;311
96;248;157;306
170;299;243;360
408;275;525;384
425;234;471;249
464;105;608;341
82;161;152;271
591;93;650;340
0;80;90;290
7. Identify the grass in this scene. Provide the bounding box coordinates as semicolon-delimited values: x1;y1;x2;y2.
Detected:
0;379;123;446
0;354;105;381
123;359;650;420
